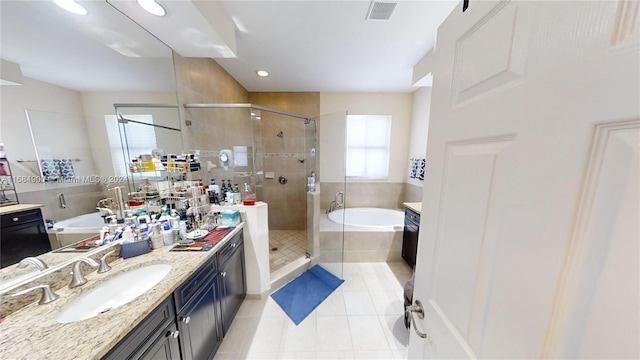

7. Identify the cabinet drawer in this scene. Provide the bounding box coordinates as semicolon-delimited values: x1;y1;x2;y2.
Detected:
1;209;43;227
174;257;216;311
218;232;243;265
102;296;176;360
405;208;420;225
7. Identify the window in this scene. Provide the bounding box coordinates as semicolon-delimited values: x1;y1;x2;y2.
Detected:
345;115;392;178
105;115;157;177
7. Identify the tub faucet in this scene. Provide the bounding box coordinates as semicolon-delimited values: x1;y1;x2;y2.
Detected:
335;191;344;208
326;201;337;214
17;257;49;271
326;191;345;213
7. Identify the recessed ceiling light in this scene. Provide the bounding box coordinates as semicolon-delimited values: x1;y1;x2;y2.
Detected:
53;0;88;15
256;70;269;77
137;0;166;17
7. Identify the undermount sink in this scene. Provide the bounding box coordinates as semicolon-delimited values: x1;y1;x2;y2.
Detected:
55;263;172;323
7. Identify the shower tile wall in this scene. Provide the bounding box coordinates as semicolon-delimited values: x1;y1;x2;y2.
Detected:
320;182;406;211
249;93;320;230
172;53;249;152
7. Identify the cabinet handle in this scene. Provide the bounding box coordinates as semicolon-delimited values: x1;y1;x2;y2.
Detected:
182;316;190;324
221;271;227;277
231;243;237;248
12;217;19;222
167;330;179;339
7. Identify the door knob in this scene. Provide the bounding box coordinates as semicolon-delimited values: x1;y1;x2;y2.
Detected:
405;299;427;338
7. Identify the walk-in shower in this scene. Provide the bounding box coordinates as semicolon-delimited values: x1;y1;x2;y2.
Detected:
182;104;343;278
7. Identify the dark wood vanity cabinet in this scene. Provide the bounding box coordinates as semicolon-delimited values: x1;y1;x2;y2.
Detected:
176;263;223;360
402;208;420;269
218;232;246;335
1;208;51;268
103;230;245;360
102;297;179;360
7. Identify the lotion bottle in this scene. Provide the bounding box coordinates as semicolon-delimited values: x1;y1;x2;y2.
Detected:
162;223;173;246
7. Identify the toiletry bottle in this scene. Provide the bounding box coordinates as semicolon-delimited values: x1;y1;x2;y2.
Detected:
108;219;118;235
122;226;134;243
244;183;250;201
169;209;180;229
149;220;160;245
179;221;187;240
308;171;316;192
162;223;173;246
209;179;221;205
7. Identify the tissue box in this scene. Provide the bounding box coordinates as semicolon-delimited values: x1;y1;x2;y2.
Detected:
221;210;240;226
120;239;151;259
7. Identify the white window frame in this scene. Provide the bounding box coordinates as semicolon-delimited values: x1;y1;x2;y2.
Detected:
345;114;392;179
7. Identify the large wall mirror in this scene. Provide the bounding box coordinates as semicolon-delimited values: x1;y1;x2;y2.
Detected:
0;1;179;275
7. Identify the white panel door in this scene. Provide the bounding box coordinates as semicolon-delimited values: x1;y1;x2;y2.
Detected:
408;1;639;359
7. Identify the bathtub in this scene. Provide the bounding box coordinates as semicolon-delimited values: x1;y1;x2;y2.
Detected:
53;212;106;233
52;212;106;247
320;207;404;263
327;207;404;228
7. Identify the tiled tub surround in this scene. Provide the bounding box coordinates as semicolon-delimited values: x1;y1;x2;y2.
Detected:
0;225;244;359
320;182;422;212
319;215;403;264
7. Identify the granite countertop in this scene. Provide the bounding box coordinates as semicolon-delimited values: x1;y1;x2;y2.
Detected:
0;204;44;216
0;224;244;360
403;202;422;214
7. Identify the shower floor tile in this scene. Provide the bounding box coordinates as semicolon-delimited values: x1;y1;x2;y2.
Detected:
269;230;306;273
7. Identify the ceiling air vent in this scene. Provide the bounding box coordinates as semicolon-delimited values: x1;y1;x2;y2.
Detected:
366;1;397;20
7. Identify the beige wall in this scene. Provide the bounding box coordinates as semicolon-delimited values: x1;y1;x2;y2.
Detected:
0;77;85;194
318;92;413;210
249;92;320;230
401;87;432;204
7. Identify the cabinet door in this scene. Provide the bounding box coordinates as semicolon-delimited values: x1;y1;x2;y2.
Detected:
219;241;246;335
178;275;222;360
139;322;181;360
102;297;176;360
402;220;419;269
1;210;51;268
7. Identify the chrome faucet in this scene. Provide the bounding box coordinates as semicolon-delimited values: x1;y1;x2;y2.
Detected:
326;191;345;213
17;257;49;271
10;284;59;305
69;257;99;288
335;191;344;208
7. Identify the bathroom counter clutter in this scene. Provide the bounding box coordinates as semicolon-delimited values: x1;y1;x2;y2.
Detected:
0;203;44;216
0;223;244;360
403;202;422;214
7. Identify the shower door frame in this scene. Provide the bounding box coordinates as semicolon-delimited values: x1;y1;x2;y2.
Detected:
183;103;341;276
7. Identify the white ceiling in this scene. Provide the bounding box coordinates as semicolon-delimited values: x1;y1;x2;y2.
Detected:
0;0;458;93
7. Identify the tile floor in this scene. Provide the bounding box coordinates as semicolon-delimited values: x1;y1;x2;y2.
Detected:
215;262;413;360
269;230;307;273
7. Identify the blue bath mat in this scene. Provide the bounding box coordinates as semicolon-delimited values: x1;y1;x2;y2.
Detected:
271;265;344;325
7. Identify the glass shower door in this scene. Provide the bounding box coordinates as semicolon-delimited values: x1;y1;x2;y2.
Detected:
311;111;347;279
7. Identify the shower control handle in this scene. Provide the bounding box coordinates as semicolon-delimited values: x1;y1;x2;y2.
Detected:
278;175;288;185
